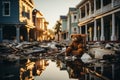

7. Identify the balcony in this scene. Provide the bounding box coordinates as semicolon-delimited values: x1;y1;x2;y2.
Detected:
79;3;112;23
113;0;120;7
94;4;111;16
78;1;120;26
79;13;95;24
102;3;112;13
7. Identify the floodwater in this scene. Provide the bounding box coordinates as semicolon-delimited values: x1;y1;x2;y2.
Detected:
0;57;120;80
34;60;78;80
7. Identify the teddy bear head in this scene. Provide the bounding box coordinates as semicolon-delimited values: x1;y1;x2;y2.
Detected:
71;34;83;42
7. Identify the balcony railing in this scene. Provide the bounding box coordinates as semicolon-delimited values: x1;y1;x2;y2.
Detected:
94;3;112;16
78;1;120;24
95;9;102;15
102;3;112;13
113;0;120;7
79;13;95;23
79;3;112;22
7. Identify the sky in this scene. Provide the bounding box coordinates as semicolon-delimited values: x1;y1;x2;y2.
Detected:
34;0;81;29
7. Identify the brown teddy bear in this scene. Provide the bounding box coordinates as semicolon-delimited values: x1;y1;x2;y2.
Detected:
66;34;86;57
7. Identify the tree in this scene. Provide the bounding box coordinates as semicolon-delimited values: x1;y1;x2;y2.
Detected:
54;21;61;41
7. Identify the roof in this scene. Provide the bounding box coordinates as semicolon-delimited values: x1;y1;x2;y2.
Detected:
69;7;77;11
60;16;67;19
76;0;86;8
67;7;77;15
33;9;43;16
29;0;34;5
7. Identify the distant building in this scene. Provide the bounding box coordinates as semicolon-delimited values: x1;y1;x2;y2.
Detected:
33;9;49;41
76;0;120;42
60;16;67;41
67;8;79;40
0;0;34;42
43;21;49;41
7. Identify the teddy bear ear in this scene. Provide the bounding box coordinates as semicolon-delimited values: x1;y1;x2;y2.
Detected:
71;35;73;38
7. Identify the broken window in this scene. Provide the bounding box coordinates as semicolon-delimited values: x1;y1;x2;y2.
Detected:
3;1;10;16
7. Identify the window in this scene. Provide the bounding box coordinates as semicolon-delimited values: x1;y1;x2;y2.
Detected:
27;10;30;19
73;28;77;34
22;5;25;12
3;1;10;16
96;0;101;10
81;7;85;18
74;15;76;20
103;0;111;6
74;28;76;31
86;3;89;15
73;15;77;22
22;5;25;17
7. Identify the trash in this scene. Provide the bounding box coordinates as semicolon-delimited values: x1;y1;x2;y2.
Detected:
81;53;92;63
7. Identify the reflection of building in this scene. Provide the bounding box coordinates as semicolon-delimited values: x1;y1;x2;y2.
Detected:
32;9;49;41
0;0;35;42
20;59;49;80
35;59;48;73
20;59;35;80
56;60;67;70
77;0;120;41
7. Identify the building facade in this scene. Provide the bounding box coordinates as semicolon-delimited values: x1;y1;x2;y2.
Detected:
0;0;34;42
43;21;49;41
33;9;49;41
76;0;120;42
67;8;79;40
60;16;67;41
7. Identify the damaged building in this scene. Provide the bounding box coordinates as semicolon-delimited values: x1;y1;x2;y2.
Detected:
0;0;35;42
76;0;120;42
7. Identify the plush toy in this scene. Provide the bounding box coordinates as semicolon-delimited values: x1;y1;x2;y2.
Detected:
66;34;86;57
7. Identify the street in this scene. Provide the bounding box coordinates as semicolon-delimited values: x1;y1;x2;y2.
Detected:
0;41;120;80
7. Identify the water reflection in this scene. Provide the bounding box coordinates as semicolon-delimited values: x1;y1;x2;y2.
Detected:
56;59;120;80
0;61;19;80
56;59;84;80
65;59;84;80
20;59;49;80
0;57;120;80
35;60;78;80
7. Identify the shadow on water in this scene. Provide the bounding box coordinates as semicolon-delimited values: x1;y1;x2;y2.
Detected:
0;61;19;80
0;56;120;80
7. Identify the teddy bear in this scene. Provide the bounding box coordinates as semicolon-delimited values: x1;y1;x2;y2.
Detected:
66;34;86;57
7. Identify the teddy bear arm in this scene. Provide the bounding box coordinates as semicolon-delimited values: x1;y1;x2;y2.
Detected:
78;44;83;48
71;48;83;56
66;47;73;56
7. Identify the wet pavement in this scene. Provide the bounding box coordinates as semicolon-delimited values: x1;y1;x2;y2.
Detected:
0;55;120;80
0;61;19;80
0;41;120;80
34;60;78;80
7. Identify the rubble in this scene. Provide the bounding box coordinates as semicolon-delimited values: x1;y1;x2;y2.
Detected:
88;42;120;59
0;41;62;63
0;40;120;67
0;40;120;80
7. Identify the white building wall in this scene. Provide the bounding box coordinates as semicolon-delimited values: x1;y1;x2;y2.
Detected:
71;26;78;34
71;13;78;23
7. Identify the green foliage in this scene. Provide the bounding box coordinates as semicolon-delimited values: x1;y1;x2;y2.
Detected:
54;21;61;41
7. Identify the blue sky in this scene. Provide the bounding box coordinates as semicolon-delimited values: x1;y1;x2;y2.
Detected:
34;0;81;29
